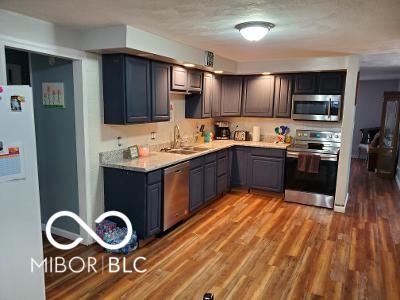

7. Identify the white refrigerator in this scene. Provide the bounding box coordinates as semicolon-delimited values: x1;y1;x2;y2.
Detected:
0;85;45;299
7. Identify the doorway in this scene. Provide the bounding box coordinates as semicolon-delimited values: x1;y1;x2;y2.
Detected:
351;65;400;186
5;48;80;237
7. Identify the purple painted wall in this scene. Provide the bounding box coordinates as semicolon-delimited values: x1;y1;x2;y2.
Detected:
352;79;400;157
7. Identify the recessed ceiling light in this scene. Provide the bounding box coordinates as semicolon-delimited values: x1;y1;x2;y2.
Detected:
214;70;224;74
262;72;271;75
183;63;195;68
235;21;275;42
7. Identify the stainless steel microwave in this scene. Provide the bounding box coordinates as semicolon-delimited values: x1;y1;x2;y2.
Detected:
292;94;342;122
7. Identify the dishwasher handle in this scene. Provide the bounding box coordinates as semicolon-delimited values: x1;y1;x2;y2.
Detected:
163;161;190;175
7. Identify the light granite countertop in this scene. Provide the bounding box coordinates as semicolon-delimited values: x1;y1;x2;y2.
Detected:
100;140;291;173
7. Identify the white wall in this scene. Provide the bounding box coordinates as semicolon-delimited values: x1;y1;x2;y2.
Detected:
237;56;348;74
334;56;360;210
81;24;237;72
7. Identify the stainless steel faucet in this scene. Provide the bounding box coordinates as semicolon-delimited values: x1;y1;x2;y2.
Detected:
173;124;182;149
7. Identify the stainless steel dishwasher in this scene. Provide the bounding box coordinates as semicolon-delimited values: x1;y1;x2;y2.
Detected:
163;161;190;230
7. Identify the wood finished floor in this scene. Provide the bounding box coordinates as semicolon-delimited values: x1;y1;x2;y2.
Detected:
43;160;400;299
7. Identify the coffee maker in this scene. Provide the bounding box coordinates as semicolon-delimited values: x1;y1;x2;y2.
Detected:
215;121;231;140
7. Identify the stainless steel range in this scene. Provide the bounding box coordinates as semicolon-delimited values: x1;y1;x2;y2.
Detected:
284;129;341;209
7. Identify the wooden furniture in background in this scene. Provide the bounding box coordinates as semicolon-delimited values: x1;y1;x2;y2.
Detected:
377;92;400;178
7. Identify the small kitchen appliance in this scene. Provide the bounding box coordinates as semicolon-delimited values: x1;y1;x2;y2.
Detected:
234;130;250;141
285;129;341;208
215;121;231;140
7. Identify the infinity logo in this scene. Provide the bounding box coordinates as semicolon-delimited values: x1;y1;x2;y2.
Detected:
46;211;133;250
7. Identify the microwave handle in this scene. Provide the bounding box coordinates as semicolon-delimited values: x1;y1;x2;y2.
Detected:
327;97;332;119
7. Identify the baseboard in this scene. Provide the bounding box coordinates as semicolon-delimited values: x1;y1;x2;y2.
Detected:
334;193;348;213
41;223;81;242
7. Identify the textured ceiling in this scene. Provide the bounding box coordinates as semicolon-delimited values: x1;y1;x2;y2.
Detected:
0;0;400;62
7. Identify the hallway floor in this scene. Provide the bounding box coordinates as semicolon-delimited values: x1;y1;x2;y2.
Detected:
43;159;400;299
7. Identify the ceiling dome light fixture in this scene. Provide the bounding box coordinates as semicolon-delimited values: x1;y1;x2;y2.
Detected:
235;21;275;42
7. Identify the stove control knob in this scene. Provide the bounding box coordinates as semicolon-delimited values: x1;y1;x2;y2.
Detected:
334;134;339;138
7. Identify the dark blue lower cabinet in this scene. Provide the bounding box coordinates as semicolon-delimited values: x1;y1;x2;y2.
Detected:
217;174;228;196
189;166;204;212
103;168;162;239
146;182;162;236
248;155;284;192
204;161;217;203
231;147;248;186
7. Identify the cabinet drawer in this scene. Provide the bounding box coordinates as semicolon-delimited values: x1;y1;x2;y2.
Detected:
204;152;217;163
217;149;228;159
147;169;162;184
190;156;204;169
249;148;285;158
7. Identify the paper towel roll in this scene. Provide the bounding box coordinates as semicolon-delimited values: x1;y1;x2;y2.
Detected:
252;126;261;142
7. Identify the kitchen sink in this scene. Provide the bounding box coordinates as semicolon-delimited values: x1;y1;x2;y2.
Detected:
167;149;198;155
160;146;210;155
181;146;209;151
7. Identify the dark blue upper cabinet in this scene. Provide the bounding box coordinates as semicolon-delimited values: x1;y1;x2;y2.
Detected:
102;54;151;124
274;74;293;118
318;72;344;94
171;66;188;91
220;76;243;116
187;70;203;93
212;75;221;117
242;75;275;117
151;62;170;122
185;72;212;119
294;73;317;94
294;72;345;95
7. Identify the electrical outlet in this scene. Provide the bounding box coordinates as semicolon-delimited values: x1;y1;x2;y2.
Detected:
151;132;156;140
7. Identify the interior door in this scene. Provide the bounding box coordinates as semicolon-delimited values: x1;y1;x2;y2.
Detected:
377;92;400;178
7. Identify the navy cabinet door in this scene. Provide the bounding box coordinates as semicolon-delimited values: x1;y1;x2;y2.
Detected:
151;62;170;122
231;147;248;186
125;56;151;123
248;156;284;192
274;74;293;118
242;75;275;117
217;174;228;196
189;166;204;212
204;161;217;202
202;72;213;118
188;70;203;93
294;73;317;94
318;72;344;94
171;66;188;91
102;54;126;124
220;76;243;116
147;182;162;236
212;75;221;117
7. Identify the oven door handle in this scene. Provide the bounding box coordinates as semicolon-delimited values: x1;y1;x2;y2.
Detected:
286;151;338;161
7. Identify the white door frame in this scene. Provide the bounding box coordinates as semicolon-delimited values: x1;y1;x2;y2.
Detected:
0;36;91;244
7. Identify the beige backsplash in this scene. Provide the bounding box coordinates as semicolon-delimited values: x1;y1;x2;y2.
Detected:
217;117;342;140
100;93;342;151
100;93;214;150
